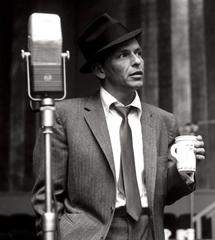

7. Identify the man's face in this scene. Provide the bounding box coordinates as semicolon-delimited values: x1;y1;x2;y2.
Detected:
101;38;144;95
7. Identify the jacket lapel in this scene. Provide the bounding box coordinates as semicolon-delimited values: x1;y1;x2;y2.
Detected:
141;104;158;207
83;93;116;179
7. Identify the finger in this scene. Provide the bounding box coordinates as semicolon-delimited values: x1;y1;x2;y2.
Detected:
196;135;203;141
194;148;205;154
195;140;204;147
196;154;205;160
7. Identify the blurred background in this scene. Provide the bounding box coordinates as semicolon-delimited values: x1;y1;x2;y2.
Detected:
0;0;215;239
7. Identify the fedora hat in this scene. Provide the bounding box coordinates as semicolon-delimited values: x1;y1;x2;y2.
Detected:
78;13;142;73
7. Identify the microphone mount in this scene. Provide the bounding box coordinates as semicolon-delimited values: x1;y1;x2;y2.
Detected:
21;49;70;102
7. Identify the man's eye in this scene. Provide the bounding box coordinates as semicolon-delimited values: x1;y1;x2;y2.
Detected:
118;52;128;58
136;51;142;57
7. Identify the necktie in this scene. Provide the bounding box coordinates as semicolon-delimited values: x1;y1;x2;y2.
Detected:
114;105;142;221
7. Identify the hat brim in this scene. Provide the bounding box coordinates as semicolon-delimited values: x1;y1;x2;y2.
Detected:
80;28;142;74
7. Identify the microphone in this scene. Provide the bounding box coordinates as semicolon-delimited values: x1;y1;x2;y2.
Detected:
21;14;69;240
28;13;63;99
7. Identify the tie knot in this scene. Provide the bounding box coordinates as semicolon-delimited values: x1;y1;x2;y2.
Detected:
112;105;134;119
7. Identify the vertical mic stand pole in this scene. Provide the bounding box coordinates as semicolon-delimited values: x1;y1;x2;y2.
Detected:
41;98;56;240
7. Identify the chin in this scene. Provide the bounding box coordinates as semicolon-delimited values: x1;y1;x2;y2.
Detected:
126;78;143;90
132;81;143;89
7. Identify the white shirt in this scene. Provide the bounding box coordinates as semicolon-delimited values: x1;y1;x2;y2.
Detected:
100;87;148;207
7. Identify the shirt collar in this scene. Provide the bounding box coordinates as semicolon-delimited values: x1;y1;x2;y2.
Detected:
100;86;142;116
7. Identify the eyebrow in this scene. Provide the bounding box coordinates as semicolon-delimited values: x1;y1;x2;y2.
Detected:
119;48;142;58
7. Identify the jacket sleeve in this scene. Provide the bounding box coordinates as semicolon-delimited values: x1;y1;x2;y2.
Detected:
31;108;68;238
165;115;196;205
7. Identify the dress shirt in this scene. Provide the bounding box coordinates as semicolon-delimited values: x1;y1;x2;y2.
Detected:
100;87;148;208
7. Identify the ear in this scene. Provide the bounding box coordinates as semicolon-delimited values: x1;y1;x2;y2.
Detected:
91;63;106;80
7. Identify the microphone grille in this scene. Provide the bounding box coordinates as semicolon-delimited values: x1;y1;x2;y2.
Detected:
28;13;62;64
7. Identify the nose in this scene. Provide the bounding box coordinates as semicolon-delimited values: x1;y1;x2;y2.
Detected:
131;53;142;66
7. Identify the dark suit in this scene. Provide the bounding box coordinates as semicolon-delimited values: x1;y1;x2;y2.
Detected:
32;92;195;240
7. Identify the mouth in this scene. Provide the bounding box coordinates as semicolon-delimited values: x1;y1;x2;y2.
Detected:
129;71;143;78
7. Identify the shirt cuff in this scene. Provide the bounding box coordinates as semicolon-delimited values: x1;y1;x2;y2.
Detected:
179;171;195;184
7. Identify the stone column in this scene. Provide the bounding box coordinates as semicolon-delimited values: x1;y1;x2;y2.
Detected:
140;0;159;106
171;0;191;127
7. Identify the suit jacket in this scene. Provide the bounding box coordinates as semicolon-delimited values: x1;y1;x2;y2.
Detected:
32;92;195;240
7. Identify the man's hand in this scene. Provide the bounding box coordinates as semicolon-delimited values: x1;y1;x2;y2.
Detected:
194;135;205;161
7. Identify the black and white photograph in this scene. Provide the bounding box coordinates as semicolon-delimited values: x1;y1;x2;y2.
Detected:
0;0;213;239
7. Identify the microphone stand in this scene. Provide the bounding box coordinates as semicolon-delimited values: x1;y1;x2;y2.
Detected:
41;97;56;240
21;50;70;240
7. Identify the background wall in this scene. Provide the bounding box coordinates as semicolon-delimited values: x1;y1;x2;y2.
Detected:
0;0;215;216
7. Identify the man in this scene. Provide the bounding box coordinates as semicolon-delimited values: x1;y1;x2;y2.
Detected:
32;13;205;240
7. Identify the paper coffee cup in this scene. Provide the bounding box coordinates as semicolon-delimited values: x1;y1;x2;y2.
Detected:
170;135;197;172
